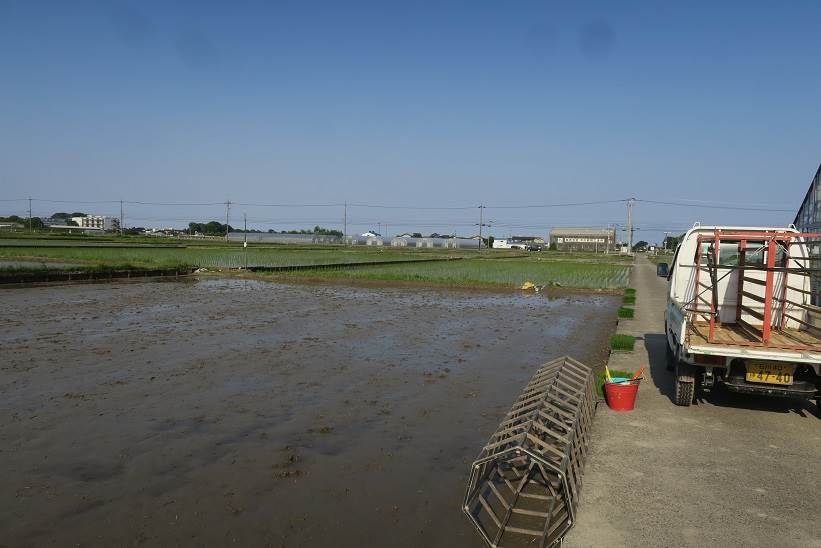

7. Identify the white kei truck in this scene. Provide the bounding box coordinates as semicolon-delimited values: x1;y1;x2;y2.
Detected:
661;225;821;406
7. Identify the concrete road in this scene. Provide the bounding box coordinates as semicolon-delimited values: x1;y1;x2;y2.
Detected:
564;256;821;548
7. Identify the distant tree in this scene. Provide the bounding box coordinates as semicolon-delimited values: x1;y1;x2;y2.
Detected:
0;215;43;229
70;212;86;218
663;234;683;250
548;242;558;251
187;221;233;235
632;240;649;252
259;226;341;237
313;226;343;237
412;232;423;238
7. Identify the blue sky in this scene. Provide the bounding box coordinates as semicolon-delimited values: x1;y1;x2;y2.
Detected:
1;1;820;241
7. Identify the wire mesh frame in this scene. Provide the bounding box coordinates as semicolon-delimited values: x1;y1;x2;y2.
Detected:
463;356;597;548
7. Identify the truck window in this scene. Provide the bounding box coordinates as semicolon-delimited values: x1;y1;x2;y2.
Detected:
695;242;737;264
696;242;732;265
719;242;740;266
742;241;786;267
668;245;680;280
697;242;713;263
696;240;783;267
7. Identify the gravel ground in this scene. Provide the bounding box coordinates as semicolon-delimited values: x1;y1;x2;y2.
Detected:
565;257;821;548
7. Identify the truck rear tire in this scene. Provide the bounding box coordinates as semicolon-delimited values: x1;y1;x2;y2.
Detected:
674;377;694;406
674;361;695;406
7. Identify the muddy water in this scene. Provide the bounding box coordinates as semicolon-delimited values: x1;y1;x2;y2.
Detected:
0;278;618;547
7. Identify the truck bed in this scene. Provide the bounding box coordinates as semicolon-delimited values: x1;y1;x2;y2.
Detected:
688;321;821;350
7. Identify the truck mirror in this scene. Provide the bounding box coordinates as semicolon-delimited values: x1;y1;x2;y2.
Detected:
657;263;669;277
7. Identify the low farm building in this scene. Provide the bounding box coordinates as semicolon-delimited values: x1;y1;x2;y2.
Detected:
549;227;617;252
492;236;545;250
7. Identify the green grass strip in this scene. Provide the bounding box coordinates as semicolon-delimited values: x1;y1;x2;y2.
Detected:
610;334;636;351
618;306;634;318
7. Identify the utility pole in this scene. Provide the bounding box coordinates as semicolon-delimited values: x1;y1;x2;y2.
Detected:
663;231;670;251
28;197;32;233
119;200;124;236
243;213;248;270
627;198;635;254
478;205;484;250
225;200;231;242
343;202;348;246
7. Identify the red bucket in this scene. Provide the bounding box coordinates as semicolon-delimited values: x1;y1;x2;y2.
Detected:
604;381;640;411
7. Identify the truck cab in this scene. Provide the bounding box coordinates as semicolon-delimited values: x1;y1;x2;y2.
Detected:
661;224;821;406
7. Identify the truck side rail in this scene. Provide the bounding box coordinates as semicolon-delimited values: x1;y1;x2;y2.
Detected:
684;229;821;352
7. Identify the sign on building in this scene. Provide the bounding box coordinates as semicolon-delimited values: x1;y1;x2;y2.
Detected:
556;237;606;244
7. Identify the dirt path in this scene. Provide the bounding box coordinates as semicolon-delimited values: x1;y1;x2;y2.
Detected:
565;256;821;548
0;278;617;547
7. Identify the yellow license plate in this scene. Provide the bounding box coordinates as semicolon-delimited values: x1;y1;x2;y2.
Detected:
745;361;794;385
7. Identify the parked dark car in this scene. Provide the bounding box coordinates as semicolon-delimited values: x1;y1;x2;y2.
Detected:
656;262;669;277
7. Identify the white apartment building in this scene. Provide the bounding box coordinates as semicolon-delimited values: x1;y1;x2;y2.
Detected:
71;215;120;231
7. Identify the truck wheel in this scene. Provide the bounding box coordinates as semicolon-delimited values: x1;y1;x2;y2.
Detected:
674;377;694;406
673;361;695;407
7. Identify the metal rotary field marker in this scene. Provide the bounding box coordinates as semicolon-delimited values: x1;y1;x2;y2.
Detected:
463;356;597;547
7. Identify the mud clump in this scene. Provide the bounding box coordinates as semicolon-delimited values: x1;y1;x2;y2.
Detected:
273;448;304;480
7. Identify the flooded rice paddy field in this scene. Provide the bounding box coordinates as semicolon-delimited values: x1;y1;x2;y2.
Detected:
0;260;86;270
0;278;618;547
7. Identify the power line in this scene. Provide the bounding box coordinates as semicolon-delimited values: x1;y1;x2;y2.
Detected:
635;199;793;212
21;199;122;204
488;199;628;209
126;200;227;206
644;197;796;208
347;203;475;210
232;202;344;208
